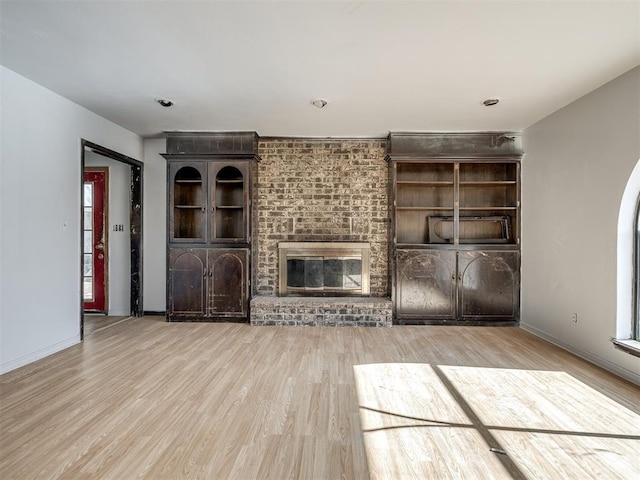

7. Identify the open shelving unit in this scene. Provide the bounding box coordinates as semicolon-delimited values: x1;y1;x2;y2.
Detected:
394;161;519;246
388;132;523;326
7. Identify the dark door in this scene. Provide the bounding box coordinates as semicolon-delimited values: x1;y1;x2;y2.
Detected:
396;249;456;321
458;250;519;321
209;249;248;317
168;248;208;316
83;170;107;312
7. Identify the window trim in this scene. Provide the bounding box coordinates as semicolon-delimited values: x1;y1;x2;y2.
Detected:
635;193;640;341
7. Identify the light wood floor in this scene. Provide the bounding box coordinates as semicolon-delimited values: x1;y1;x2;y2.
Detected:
1;317;638;479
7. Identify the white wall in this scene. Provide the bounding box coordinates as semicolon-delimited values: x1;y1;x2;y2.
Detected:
142;138;167;312
522;66;640;384
0;66;142;373
85;152;131;316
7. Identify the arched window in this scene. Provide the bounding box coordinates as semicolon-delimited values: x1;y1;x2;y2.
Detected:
614;158;640;355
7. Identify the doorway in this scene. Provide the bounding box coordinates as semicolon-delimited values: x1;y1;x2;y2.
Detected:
81;140;143;339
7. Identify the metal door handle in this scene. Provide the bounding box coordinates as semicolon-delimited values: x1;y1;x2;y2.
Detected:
95;243;104;250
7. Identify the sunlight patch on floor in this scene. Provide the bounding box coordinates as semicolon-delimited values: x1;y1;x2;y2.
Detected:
354;363;640;480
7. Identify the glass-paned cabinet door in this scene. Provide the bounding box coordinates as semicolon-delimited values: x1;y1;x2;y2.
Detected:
210;163;248;242
170;162;207;242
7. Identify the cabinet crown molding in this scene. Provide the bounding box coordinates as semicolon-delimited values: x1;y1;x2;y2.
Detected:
164;131;259;156
387;132;523;158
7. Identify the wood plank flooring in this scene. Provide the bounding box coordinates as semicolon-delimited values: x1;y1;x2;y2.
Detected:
1;317;638;479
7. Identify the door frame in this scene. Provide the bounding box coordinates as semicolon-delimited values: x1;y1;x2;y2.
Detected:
83;167;109;313
81;140;143;339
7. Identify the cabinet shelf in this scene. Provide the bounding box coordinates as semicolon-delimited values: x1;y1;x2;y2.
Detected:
175;205;204;209
459;181;517;186
397;181;454;186
459;206;517;211
397;206;452;211
216;179;243;184
175;179;203;184
216;205;243;209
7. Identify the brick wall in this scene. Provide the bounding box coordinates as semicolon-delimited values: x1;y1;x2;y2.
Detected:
256;138;389;297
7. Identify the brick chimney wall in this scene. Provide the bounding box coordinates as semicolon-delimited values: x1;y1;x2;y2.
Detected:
255;138;389;297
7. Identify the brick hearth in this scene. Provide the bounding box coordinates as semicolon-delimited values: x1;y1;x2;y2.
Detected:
250;296;392;327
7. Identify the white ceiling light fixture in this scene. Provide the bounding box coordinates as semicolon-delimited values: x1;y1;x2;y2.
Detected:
311;99;328;109
483;98;500;106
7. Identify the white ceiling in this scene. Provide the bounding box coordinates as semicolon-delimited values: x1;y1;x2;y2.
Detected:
1;0;639;138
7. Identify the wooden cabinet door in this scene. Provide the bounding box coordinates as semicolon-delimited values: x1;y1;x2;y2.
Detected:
209;161;250;243
169;162;207;243
457;250;519;321
396;249;456;321
168;248;208;316
209;249;248;317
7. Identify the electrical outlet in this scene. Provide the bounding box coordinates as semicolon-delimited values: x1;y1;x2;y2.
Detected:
571;312;578;323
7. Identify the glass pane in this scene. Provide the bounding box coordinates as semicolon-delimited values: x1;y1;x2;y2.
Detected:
84;208;92;228
83;254;93;276
84;183;93;207
83;277;93;300
84;231;93;252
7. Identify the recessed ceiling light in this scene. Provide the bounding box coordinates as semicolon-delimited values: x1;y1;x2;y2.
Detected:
311;99;328;108
483;98;500;106
156;98;174;108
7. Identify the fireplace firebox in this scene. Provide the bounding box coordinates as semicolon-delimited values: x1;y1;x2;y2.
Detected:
278;242;370;296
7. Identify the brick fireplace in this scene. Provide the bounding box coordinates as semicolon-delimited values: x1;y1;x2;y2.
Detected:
250;138;392;326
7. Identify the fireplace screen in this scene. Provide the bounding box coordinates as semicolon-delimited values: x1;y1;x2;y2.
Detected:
279;242;370;296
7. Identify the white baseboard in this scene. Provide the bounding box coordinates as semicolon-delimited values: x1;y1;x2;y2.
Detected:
0;336;80;375
520;323;640;386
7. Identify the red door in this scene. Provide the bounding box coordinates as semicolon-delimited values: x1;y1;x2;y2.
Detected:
83;170;107;312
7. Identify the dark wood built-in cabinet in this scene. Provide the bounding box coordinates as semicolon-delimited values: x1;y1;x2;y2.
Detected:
388;132;523;325
168;248;249;319
164;132;258;322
